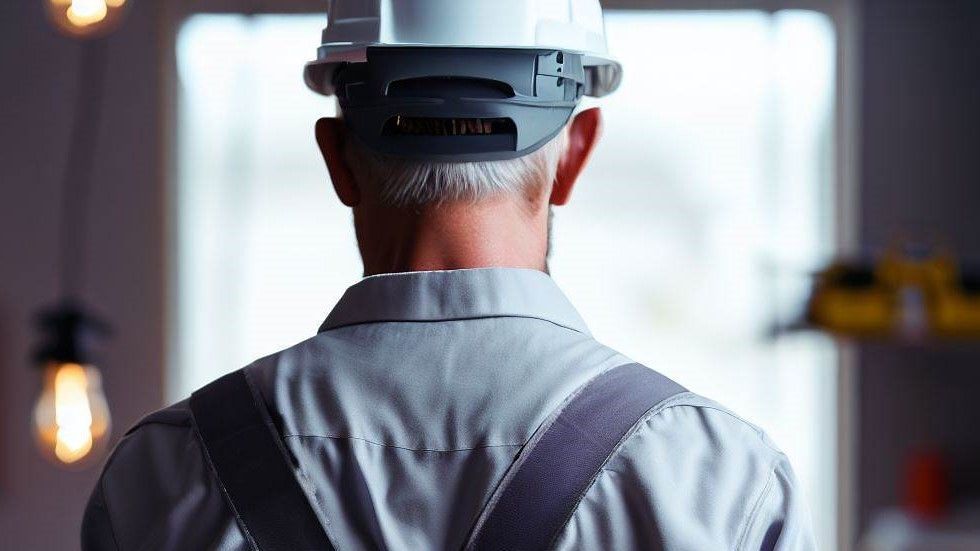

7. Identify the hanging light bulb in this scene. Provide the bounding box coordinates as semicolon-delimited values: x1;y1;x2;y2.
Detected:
67;0;108;27
34;362;111;465
45;0;128;38
32;303;112;468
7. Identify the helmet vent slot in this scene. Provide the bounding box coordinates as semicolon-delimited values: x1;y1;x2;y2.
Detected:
382;116;517;137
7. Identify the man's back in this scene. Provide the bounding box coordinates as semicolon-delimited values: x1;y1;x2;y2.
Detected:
83;268;814;550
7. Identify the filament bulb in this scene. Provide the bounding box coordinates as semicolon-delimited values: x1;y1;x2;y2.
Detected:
45;0;128;37
66;0;108;28
33;362;111;467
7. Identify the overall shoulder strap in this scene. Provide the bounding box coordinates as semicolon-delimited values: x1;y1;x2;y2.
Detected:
466;362;686;551
189;369;336;551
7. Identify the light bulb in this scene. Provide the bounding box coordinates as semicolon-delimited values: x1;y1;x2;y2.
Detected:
33;362;111;467
45;0;128;38
67;0;108;27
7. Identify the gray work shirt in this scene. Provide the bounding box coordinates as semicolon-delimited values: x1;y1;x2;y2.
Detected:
83;268;816;550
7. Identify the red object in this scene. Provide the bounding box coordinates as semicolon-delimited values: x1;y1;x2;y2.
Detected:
903;449;950;521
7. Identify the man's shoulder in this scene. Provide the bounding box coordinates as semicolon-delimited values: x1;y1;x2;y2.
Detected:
86;395;248;550
100;399;198;490
558;384;809;550
126;399;193;433
635;390;785;457
611;385;792;490
118;332;322;444
568;356;785;463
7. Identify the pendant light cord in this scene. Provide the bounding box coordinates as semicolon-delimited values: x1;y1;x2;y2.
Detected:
58;39;107;301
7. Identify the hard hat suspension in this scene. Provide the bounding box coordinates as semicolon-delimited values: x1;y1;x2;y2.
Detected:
333;47;586;161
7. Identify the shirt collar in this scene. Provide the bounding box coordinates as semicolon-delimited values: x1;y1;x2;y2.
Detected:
319;267;590;335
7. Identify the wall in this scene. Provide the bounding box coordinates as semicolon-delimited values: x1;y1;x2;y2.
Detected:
0;1;166;548
858;0;980;533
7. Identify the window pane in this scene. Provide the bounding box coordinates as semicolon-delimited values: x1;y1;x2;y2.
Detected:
175;11;836;548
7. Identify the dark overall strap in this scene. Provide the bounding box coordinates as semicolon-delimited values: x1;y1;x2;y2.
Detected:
466;363;687;551
189;369;335;551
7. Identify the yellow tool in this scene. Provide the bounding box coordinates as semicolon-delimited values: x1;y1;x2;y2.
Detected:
805;247;980;339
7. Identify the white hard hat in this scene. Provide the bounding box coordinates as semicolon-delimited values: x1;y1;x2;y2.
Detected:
304;0;622;98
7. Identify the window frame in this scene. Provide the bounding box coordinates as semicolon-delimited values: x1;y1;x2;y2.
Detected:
158;2;862;549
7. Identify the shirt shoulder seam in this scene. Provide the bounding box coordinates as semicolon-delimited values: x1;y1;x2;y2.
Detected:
594;393;785;550
96;432;140;551
96;473;123;551
629;395;786;456
735;460;780;551
595;396;787;480
97;412;196;550
124;410;191;436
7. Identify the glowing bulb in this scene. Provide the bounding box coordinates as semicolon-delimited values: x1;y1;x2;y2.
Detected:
33;362;111;467
45;0;127;37
66;0;107;27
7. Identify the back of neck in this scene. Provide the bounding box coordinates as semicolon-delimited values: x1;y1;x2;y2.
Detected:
357;197;548;276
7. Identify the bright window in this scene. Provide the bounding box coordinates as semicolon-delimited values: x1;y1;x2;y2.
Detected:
175;11;837;548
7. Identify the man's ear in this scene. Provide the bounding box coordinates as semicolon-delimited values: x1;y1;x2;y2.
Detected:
550;107;602;206
315;117;360;207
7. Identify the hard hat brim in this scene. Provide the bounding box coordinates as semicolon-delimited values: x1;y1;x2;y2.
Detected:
304;45;622;98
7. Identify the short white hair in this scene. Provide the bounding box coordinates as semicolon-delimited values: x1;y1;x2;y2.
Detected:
344;130;567;207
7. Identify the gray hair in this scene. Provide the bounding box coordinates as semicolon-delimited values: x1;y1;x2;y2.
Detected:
343;131;568;207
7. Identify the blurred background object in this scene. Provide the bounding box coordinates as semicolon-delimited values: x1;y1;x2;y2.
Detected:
32;302;112;468
794;244;980;340
859;447;980;550
1;0;979;549
45;0;129;38
26;0;121;470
